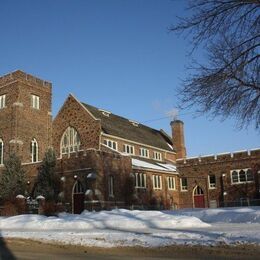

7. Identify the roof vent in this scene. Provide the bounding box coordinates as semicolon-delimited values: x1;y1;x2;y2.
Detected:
98;109;111;117
129;120;139;127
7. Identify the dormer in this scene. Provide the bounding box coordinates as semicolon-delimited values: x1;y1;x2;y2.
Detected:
98;108;111;117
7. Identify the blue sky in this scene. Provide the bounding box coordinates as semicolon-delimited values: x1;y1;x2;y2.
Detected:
0;0;259;156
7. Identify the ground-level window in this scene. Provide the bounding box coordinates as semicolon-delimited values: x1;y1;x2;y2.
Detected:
140;148;149;158
180;177;188;191
0;94;6;109
167;176;176;190
153;151;162;161
108;175;114;197
208;174;216;189
135;172;146;188
61;126;81;155
31;138;38;162
123;144;135;155
231;169;254;184
0;139;3;165
153;175;162;189
103;139;117;151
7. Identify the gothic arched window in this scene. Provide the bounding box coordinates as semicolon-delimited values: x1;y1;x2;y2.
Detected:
31;138;39;162
0;139;3;165
61;127;81;155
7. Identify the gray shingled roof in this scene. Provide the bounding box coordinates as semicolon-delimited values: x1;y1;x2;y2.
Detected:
82;102;174;152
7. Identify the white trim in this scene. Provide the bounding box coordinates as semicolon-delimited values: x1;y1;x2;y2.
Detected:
153;151;162;161
0;94;6;109
140;147;149;158
132;166;178;175
152;175;162;190
167;176;176;190
123;144;135;155
60;126;81;155
22;161;42;166
31;94;40;109
31;138;39;162
103;139;118;151
180;177;188;191
208;174;216;189
230;168;254;185
134;172;147;188
0;138;3;165
101;133;176;154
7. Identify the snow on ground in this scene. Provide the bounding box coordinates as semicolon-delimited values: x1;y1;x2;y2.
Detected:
0;207;260;247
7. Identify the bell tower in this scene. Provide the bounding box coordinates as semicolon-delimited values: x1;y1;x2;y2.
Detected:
0;70;52;164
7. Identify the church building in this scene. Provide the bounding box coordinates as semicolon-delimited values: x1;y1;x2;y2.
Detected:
0;70;259;213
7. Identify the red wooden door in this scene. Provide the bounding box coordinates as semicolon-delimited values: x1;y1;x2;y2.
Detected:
73;193;85;214
194;195;205;208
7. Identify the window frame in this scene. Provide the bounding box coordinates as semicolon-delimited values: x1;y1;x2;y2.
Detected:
134;172;147;189
61;126;81;155
153;175;162;190
0;94;6;109
31;138;39;163
230;168;254;185
103;139;118;151
123;144;135;155
140;147;149;158
208;174;216;189
180;177;188;191
108;175;114;197
31;94;40;110
153;151;162;161
167;176;176;190
0;139;3;165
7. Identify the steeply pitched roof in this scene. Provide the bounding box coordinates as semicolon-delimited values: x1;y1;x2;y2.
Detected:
81;102;174;152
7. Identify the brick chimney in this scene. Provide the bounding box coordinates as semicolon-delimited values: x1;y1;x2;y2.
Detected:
170;120;186;159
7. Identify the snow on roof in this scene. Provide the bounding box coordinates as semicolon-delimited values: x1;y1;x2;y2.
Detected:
156;163;176;171
132;158;177;174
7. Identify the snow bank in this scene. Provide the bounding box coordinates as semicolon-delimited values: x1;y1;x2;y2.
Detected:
0;209;209;231
0;208;260;247
175;207;260;223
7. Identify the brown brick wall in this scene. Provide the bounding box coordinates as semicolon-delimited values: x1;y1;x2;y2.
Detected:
53;94;101;157
0;71;52;163
54;150;132;211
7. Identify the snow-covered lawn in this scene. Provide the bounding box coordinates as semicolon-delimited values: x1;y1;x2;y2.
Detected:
0;207;260;247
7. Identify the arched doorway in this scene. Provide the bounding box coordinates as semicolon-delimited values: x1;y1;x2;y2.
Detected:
72;181;85;214
193;186;205;208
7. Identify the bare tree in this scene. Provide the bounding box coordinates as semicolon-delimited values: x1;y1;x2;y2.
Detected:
171;0;260;129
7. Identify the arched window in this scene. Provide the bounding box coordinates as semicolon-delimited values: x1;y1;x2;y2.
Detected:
31;138;38;162
73;181;84;194
61;127;81;155
0;139;3;165
194;186;204;195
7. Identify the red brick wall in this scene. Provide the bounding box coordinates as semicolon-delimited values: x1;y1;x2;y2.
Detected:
177;149;260;208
